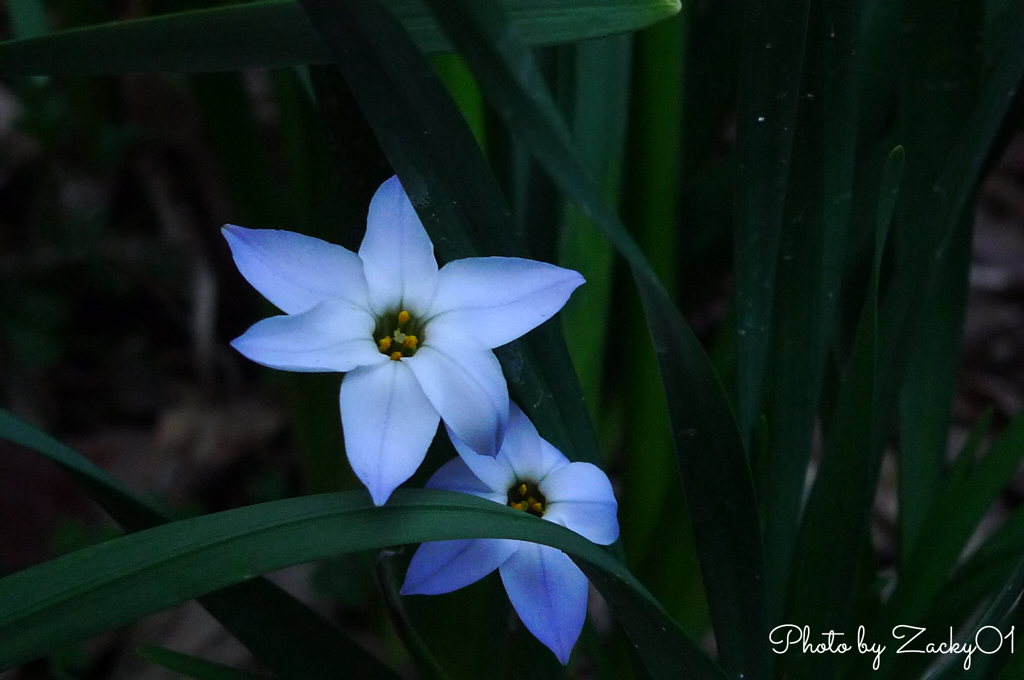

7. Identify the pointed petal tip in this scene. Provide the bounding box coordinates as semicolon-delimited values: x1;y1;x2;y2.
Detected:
221;223;248;240
398;570;432;597
361;174;437;314
500;545;586;666
342;362;440;510
427;258;587;348
368;483;394;507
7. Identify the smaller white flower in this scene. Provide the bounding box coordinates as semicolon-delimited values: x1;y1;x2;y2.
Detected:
224;176;583;506
401;403;619;664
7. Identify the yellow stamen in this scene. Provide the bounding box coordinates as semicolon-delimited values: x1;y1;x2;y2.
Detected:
530;502;543;513
390;351;403;361
519;484;527;496
378;336;392;352
398;310;410;325
403;335;418;350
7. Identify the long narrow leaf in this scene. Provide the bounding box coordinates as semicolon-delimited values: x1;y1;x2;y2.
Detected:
868;407;1024;678
780;147;903;680
731;0;811;440
786;0;1024;669
558;35;631;423
0;0;681;76
760;0;858;624
874;0;1024;434
412;3;767;679
295;1;605;475
618;15;684;568
896;0;982;557
0;489;727;680
0;409;398;680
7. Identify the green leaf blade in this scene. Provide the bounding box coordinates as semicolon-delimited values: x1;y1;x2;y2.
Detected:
760;0;859;625
0;490;725;680
408;3;768;678
0;0;682;76
780;146;903;680
896;0;984;559
0;409;399;680
732;0;811;440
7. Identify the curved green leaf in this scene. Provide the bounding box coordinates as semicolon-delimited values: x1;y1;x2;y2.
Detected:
0;408;165;530
0;409;398;680
0;490;726;680
404;2;768;679
0;0;681;76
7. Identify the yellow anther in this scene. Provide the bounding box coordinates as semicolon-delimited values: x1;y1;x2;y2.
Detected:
390;351;403;361
378;336;393;352
403;335;418;350
398;310;410;325
519;484;527;496
530;502;544;513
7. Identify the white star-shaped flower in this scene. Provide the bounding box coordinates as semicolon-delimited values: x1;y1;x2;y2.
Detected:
401;403;619;664
224;175;584;505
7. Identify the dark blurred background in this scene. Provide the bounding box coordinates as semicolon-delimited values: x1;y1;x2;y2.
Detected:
2;1;1024;678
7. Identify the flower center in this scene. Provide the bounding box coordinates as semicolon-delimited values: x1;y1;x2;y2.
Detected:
375;309;423;360
507;480;546;518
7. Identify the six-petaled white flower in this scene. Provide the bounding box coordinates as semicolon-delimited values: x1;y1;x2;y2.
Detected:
224;175;584;505
401;403;619;664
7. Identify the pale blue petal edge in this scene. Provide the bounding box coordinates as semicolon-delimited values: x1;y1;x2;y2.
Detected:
499;542;588;665
401;538;518;596
339;361;440;506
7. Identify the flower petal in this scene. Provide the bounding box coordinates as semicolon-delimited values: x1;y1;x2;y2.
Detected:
358;176;438;316
499;542;588;665
223;225;369;314
541;462;619;545
497;402;559;482
406;343;508;457
448;402;568;489
426;454;509;503
493;403;548;477
427;257;584;348
401;538;518;596
231;300;385;372
339;361;440;506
